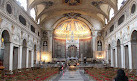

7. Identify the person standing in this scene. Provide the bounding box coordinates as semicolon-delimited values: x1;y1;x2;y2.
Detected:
114;69;128;81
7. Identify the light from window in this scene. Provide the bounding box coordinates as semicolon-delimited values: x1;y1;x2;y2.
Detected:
37;18;40;24
109;8;114;20
16;0;27;10
118;0;126;10
105;18;108;24
30;8;36;20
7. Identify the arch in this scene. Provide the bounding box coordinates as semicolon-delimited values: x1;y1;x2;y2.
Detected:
117;39;121;68
52;17;94;32
1;28;11;42
131;30;137;69
54;19;92;40
22;39;27;68
129;28;137;41
1;30;10;70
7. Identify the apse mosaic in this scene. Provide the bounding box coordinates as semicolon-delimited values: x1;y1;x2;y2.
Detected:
54;19;91;40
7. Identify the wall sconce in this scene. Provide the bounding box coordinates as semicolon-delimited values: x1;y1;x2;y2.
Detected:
96;51;105;59
41;52;52;62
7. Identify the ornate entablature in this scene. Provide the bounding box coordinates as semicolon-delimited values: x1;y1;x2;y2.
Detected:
44;1;54;8
63;0;81;6
63;12;81;19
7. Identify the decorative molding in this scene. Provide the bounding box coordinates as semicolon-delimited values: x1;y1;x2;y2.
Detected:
63;0;81;6
63;12;81;19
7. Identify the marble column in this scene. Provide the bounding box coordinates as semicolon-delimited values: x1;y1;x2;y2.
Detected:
31;50;34;67
48;31;53;52
9;43;13;71
115;47;118;67
18;45;22;69
106;50;109;63
26;48;29;68
36;50;38;64
128;42;132;69
92;37;96;58
121;44;125;68
111;49;113;67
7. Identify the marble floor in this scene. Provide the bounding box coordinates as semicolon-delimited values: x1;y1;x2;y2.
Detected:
52;69;94;81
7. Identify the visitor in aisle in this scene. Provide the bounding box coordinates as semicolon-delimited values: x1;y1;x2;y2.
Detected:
114;69;128;81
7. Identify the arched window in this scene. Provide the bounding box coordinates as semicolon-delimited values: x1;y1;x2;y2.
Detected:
110;25;114;32
118;15;125;25
6;4;12;14
30;8;36;20
131;4;136;14
16;0;27;10
105;18;108;24
118;0;126;10
37;18;40;24
19;15;26;26
109;8;114;20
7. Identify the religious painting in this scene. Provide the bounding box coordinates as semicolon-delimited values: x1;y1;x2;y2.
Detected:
97;40;102;51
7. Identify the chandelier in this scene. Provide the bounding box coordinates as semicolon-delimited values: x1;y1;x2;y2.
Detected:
54;19;91;40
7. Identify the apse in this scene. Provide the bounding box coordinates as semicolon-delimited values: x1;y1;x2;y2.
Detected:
53;19;93;60
54;19;91;40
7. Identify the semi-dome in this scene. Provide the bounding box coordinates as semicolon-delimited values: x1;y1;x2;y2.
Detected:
54;19;91;40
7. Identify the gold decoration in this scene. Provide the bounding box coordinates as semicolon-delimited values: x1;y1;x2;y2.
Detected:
0;18;3;23
1;38;4;43
120;31;122;36
54;19;91;40
127;26;130;35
